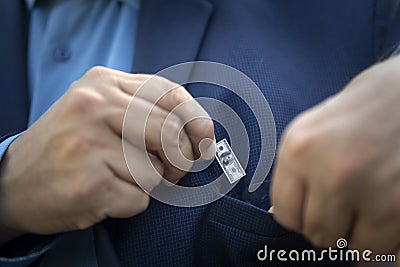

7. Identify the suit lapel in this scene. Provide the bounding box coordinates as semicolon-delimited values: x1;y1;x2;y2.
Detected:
131;0;213;74
0;0;29;137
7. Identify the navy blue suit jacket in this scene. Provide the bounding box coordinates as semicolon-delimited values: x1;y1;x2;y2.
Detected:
1;0;399;266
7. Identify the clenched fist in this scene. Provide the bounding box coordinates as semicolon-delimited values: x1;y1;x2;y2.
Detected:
0;66;214;245
271;55;400;257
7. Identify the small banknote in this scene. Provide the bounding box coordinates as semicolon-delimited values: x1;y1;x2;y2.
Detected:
215;139;246;184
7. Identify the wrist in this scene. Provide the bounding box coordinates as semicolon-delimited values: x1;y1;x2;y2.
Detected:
0;149;26;246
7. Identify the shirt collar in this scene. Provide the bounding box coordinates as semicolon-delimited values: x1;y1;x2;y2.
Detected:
25;0;140;11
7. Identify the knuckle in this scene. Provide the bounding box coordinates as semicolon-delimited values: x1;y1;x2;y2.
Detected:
153;75;171;87
168;86;184;103
67;86;105;112
80;66;117;92
165;85;189;107
85;66;110;78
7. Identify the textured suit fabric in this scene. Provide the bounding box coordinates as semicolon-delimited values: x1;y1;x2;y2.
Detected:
0;0;400;266
113;1;400;266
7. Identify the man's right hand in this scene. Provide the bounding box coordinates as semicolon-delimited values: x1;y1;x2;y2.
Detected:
0;66;215;244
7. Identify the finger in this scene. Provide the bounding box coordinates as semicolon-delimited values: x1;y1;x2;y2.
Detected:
123;142;164;191
91;70;215;159
164;98;216;160
101;130;132;182
104;96;194;184
105;133;164;191
157;125;194;183
117;74;215;159
271;156;306;232
103;177;150;219
156;89;215;160
122;98;195;171
350;213;399;254
106;95;184;150
93;70;213;168
79;66;149;95
301;184;355;247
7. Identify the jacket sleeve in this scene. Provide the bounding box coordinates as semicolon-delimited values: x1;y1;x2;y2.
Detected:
0;235;56;267
0;134;56;267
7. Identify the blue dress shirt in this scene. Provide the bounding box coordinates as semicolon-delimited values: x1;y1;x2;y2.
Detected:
0;0;139;266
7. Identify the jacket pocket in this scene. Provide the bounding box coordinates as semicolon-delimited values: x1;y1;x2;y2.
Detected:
193;195;352;267
206;194;287;238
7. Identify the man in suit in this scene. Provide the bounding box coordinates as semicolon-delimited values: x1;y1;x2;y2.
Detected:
0;0;399;266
